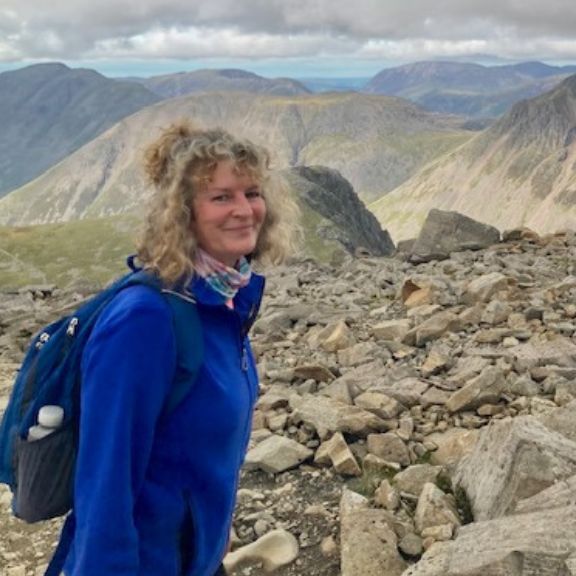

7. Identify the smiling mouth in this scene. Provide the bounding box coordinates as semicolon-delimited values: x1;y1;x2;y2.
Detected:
225;225;255;232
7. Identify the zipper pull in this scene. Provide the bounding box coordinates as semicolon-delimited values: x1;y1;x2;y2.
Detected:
35;332;51;350
241;346;248;372
67;317;79;337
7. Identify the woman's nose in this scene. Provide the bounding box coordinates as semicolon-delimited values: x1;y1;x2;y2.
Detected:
231;195;252;216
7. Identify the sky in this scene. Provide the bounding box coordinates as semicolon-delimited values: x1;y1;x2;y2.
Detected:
1;0;576;78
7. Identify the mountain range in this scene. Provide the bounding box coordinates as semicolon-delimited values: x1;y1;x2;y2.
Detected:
2;60;576;255
2;59;575;205
0;90;470;226
365;61;576;118
371;74;576;240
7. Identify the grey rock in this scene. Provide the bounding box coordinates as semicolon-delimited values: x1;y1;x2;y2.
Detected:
507;337;576;372
454;416;576;520
367;432;411;466
340;488;407;576
354;391;404;419
290;394;389;439
445;366;507;413
410;210;500;263
394;464;444;497
540;399;576;443
404;311;463;347
244;435;313;474
403;506;576;576
462;272;510;305
414;483;461;534
314;432;361;477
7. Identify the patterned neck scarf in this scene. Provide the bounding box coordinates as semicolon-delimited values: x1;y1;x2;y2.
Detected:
194;249;252;300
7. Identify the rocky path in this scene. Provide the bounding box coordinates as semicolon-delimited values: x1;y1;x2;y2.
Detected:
4;216;576;575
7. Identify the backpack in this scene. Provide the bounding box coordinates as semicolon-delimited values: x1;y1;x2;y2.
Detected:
0;260;203;529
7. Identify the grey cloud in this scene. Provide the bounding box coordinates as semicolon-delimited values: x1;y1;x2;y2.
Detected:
1;0;576;61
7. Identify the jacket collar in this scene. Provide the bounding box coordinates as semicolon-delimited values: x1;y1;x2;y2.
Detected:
186;272;265;324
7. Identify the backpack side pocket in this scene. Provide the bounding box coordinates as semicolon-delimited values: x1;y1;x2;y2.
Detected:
14;422;75;523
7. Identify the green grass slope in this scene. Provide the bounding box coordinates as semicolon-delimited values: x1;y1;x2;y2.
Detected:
0;217;137;290
0;203;355;289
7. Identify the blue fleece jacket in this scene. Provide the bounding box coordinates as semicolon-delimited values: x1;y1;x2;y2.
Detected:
62;272;265;576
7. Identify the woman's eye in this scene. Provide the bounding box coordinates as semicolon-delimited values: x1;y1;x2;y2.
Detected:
213;194;230;202
246;190;261;199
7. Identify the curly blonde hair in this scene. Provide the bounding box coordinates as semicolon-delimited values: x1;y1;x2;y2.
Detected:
137;121;300;286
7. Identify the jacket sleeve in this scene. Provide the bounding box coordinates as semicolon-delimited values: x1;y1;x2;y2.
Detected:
67;287;177;575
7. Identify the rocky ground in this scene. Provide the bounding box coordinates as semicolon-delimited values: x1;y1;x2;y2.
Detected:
3;211;576;575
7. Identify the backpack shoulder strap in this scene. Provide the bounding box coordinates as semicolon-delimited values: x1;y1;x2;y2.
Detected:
44;514;75;576
100;269;203;414
161;289;204;415
124;266;204;414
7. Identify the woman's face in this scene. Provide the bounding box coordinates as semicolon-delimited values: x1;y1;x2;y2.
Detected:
192;160;267;267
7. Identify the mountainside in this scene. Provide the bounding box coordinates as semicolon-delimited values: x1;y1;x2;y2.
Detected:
127;68;310;98
371;74;576;241
0;63;161;198
0;91;472;226
365;61;576;118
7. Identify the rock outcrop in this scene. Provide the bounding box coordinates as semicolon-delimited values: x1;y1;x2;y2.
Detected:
285;165;395;257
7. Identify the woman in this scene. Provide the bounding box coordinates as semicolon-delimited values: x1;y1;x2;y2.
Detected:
59;122;299;575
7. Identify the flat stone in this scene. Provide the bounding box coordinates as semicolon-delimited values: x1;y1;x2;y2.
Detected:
446;367;507;413
290;394;389;439
244;435;313;474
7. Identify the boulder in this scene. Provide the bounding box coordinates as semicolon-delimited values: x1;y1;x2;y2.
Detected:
403;506;576;576
410;210;500;263
454;416;576;520
244;435;313;473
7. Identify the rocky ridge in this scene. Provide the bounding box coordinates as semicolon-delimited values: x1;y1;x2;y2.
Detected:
127;68;310;99
3;214;576;574
284;166;395;258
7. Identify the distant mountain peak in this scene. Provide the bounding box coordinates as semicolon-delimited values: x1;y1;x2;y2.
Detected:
215;68;260;79
126;67;310;99
493;72;576;147
364;60;576;119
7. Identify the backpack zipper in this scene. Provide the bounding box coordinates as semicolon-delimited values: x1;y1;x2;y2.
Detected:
35;332;51;350
66;317;79;337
